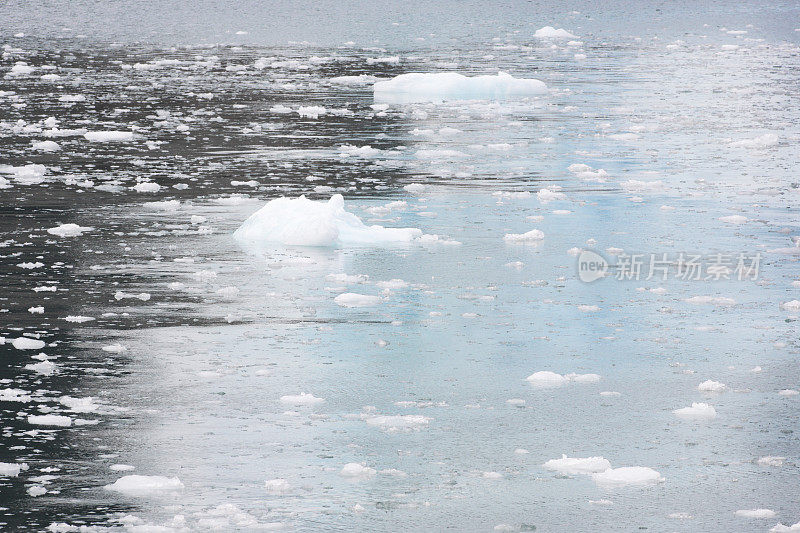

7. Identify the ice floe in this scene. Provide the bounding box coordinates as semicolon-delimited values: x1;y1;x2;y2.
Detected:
373;72;547;103
591;467;664;487
673;402;717;419
104;475;184;496
543;455;612;474
47;223;93;237
234;195;422;247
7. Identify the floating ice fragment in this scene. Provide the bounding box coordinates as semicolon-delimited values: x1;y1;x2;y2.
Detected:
102;343;127;353
47;224;93;237
536;187;566;203
757;456;785;467
0;462;29;477
365;415;431;431
28;414;72;427
84;131;135;142
543;455;612;474
132;182;160;193
504;229;544;243
526;371;568;387
334;293;381;307
719;215;748;224
24;361;56;375
534;26;578;39
264;478;291;494
339;463;376;480
234;195;422;247
59;396;98;413
12;337;45;350
698;380;727;392
729;134;778;149
592;467;663;487
374;72;547;103
673;402;717;419
32;140;60;152
28;485;47;497
104;475;184;496
735;509;776;518
279;392;324;406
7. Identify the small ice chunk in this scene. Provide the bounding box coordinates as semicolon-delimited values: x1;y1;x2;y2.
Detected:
673;402;717;419
12;337;45;350
32;140;60;152
592;467;663;487
719;215;748;224
503;229;544;243
339;463;376;480
264;478;291;494
47;223;93;237
28;414;72;427
0;462;29;477
234;195;421;247
334;293;381;307
543;455;612;474
534;26;578;39
734;509;776;518
698;380;726;392
279;392;324;406
757;456;785;467
102;343;127;353
373;72;547;104
84;131;135;142
526;371;568;387
104;475;184;495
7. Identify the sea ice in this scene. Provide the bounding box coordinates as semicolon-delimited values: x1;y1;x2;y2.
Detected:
84;131;135;142
673;402;717;419
698;380;726;392
735;509;776;518
28;414;72;427
543;455;612;474
374;72;547;103
0;462;29;477
592;467;664;487
234;195;422;247
47;224;93;237
334;293;381;307
339;463;376;480
104;475;184;495
534;26;578;39
279;392;325;406
503;229;544;243
12;337;45;350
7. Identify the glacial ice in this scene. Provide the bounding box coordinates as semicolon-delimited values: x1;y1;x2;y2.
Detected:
374;72;547;103
233;195;422;247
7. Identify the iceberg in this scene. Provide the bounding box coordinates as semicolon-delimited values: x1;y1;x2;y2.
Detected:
233;194;422;247
373;72;547;103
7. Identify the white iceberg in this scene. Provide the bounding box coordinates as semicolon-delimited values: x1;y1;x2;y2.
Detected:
673;402;717;419
592;467;664;487
373;72;547;103
534;26;578;39
104;475;184;496
543;455;612;475
233;195;421;247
